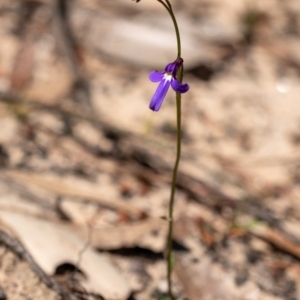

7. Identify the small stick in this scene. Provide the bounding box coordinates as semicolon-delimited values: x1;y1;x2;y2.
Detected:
0;230;79;300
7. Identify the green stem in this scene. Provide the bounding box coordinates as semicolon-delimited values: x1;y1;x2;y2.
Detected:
158;0;181;58
166;86;182;300
157;1;184;300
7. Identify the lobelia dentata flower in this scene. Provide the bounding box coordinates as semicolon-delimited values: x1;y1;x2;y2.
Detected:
149;57;189;111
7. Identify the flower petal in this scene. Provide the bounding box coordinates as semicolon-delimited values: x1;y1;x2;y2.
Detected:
165;63;175;73
171;78;189;93
149;71;165;82
149;79;171;111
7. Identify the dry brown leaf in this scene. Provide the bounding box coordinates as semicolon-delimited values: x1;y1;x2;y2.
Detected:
0;211;131;300
2;170;141;218
10;40;34;91
175;255;280;300
251;224;300;260
73;218;167;252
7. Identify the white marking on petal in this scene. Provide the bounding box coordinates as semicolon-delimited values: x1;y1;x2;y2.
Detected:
163;73;173;82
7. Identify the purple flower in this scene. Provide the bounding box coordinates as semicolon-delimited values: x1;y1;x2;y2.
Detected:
149;57;189;111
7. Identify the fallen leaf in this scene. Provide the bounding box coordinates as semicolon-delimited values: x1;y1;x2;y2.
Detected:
0;211;131;300
3;170;141;218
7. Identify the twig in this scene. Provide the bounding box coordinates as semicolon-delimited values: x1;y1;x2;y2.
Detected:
250;225;300;260
52;0;91;107
0;229;79;300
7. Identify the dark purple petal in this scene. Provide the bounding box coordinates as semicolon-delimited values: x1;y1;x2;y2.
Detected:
149;79;171;111
165;57;184;75
171;78;189;93
149;71;164;82
165;63;175;73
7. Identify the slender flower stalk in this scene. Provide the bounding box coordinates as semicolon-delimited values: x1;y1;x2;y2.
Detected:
148;1;189;299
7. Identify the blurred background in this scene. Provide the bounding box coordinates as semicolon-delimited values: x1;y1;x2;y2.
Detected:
0;0;300;299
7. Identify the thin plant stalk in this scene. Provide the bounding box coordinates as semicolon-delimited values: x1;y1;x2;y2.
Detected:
157;1;183;299
166;81;182;300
